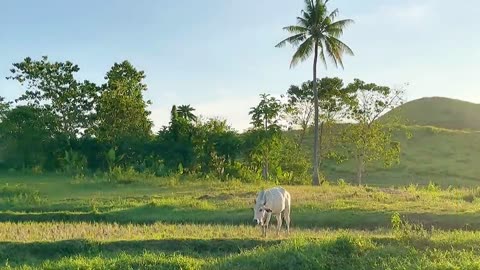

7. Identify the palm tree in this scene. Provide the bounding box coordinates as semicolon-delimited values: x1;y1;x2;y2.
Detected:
177;105;197;123
276;0;354;186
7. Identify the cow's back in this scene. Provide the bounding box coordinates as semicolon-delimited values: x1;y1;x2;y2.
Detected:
265;187;289;214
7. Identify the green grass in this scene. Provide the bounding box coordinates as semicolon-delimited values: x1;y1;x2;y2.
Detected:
2;174;480;268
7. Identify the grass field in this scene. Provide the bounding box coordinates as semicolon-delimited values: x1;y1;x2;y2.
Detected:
2;173;480;269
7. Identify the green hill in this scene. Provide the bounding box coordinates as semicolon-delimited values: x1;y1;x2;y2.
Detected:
294;97;480;187
382;97;480;131
314;126;480;187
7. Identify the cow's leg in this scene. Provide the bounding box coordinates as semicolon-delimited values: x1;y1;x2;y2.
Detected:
276;213;283;236
263;212;272;237
283;207;291;235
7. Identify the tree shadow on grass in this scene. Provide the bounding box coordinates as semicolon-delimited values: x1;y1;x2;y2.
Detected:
1;205;480;231
0;238;282;266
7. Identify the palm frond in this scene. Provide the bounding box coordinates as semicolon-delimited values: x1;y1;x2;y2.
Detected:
326;19;354;38
318;41;328;69
275;33;306;48
328;36;354;56
324;39;341;68
290;36;314;68
328;8;339;20
283;25;309;34
305;0;315;16
276;0;353;70
296;16;310;28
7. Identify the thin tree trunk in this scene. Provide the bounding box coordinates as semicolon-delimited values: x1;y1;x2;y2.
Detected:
356;154;364;186
298;108;312;146
312;41;320;186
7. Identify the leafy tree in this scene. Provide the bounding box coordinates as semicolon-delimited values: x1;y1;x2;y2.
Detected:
0;97;11;121
0;106;60;169
285;77;349;148
248;94;284;179
177;105;197;123
94;61;153;145
276;0;354;185
6;56;99;138
195;118;241;177
155;105;197;173
338;79;405;185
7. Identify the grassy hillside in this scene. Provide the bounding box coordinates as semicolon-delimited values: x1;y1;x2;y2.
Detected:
381;97;480;131
2;176;480;268
298;125;480;187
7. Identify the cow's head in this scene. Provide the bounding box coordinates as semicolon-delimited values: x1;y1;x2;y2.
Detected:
253;191;272;226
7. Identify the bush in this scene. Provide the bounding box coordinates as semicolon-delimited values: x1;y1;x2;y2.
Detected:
106;166;154;184
61;150;87;176
391;212;430;242
0;184;44;206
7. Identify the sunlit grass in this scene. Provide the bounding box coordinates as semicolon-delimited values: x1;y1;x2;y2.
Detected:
2;175;480;268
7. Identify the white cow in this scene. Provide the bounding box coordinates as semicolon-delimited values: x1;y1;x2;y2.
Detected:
253;187;291;237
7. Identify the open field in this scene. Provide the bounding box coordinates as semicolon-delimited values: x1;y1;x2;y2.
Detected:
2;173;480;269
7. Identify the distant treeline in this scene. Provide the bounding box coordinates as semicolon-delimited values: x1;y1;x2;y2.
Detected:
0;57;406;185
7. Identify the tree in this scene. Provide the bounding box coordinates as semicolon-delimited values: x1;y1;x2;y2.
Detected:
95;61;153;145
339;79;405;185
276;0;354;185
0;106;60;169
195;118;241;177
156;107;196;173
248;94;284;180
0;97;11;121
177;105;197;123
7;56;99;138
285;77;349;149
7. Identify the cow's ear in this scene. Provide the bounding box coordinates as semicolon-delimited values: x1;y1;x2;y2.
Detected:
264;208;272;213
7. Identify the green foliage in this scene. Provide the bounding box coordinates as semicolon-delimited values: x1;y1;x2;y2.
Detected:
94;61;152;144
275;0;354;68
336;80;406;185
276;0;354;185
177;105;197;123
0;106;60;169
156;115;196;173
0;184;43;206
61;150;87;176
391;212;430;242
106;166;154;184
0;96;11;121
426;181;441;193
7;56;98;138
247;94;285;180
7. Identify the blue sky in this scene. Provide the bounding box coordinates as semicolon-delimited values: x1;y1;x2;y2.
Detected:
1;0;479;131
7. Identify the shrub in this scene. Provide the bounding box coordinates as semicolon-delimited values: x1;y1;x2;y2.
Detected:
106;166;154;184
337;178;348;188
0;184;44;206
391;212;430;242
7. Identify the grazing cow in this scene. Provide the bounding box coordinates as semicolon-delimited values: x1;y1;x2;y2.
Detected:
253;187;291;237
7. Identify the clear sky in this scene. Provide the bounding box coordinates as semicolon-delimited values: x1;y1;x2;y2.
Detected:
1;0;479;131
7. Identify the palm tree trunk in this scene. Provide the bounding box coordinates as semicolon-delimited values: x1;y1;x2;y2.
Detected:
318;120;324;169
312;41;320;186
263;115;268;180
